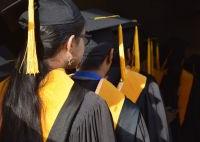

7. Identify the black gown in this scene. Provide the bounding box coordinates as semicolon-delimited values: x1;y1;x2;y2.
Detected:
136;73;170;142
72;73;150;142
107;67;170;142
179;74;200;142
179;57;200;142
0;69;116;142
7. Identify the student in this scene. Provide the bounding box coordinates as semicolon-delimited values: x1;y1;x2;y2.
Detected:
72;29;150;142
0;0;116;142
179;55;200;142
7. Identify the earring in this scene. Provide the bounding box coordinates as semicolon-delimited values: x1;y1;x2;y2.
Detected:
68;58;73;66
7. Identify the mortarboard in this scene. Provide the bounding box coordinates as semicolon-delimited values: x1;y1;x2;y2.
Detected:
81;9;133;32
81;9;136;65
17;0;84;75
81;9;141;86
81;9;137;49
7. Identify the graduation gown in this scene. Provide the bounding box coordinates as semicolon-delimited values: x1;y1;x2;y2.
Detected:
0;69;116;142
179;74;200;142
108;67;170;142
72;71;150;142
179;57;200;142
137;73;170;142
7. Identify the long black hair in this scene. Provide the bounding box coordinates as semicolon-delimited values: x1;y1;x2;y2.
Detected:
0;17;85;142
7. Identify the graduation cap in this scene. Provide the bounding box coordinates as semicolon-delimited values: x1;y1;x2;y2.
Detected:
81;9;136;49
81;9;136;81
81;9;135;32
18;0;84;75
81;9;146;103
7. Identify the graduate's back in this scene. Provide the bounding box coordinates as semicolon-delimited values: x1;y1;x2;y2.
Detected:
0;0;116;142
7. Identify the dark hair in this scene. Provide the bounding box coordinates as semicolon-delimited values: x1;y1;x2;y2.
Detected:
0;18;85;141
81;42;113;71
107;49;121;86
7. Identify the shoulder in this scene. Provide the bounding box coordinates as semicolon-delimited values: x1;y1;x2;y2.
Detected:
81;90;109;112
123;98;140;117
71;88;110;126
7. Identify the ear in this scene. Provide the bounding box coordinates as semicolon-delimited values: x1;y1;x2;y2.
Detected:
106;48;114;65
63;35;75;61
63;35;75;52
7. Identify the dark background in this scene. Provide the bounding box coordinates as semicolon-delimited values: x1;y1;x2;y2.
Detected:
74;0;200;64
1;0;200;59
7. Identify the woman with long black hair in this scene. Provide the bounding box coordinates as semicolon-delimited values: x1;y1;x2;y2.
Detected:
0;0;116;142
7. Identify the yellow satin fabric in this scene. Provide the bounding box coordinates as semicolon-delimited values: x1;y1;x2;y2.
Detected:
118;69;146;103
178;70;194;125
39;68;74;142
96;79;125;129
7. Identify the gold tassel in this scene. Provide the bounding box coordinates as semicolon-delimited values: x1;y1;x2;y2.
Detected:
147;38;151;74
22;0;39;75
132;25;140;72
156;42;160;70
118;25;126;81
150;39;154;74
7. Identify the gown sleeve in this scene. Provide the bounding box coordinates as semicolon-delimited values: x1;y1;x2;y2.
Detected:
135;113;150;142
148;82;170;142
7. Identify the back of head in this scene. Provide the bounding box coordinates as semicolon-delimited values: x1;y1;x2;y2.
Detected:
0;0;85;141
81;29;114;71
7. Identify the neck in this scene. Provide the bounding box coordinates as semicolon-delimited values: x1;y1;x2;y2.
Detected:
95;70;106;78
79;69;105;78
44;58;65;71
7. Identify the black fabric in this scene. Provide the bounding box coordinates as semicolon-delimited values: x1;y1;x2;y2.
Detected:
19;0;83;26
0;46;14;61
47;83;87;142
137;76;166;142
0;62;14;81
72;77;149;142
160;67;182;109
0;46;14;79
81;9;133;32
107;66;121;87
68;90;116;142
179;75;200;142
0;0;24;13
115;98;140;142
72;78;99;92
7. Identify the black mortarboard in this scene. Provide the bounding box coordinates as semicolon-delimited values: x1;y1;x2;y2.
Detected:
19;0;84;27
17;0;83;75
81;9;137;62
81;9;137;49
81;9;133;32
81;9;138;84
